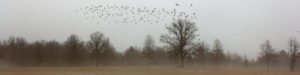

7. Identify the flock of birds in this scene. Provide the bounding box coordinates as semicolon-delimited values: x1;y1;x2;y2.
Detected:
73;3;197;24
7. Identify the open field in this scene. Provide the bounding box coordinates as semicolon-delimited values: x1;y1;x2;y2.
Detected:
0;66;299;75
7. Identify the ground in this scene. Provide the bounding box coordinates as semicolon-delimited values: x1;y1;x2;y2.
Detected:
0;66;299;75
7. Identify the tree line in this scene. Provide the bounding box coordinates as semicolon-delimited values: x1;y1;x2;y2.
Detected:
0;19;299;71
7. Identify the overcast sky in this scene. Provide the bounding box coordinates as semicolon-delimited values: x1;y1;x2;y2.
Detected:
0;0;300;59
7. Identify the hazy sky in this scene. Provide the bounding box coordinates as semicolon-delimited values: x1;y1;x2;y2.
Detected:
0;0;300;59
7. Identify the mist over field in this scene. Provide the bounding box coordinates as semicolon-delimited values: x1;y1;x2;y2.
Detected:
0;0;300;75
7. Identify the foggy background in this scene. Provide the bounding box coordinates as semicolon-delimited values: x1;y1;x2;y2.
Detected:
0;0;300;59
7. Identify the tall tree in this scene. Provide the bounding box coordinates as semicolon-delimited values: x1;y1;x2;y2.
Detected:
142;35;155;66
288;38;299;72
160;19;198;68
64;34;85;66
211;39;224;65
87;31;110;66
259;40;276;71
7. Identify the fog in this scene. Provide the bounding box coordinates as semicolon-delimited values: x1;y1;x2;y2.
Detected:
1;1;300;75
1;0;300;60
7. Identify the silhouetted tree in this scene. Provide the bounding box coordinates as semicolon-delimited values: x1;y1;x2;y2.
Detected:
124;46;141;65
7;36;27;66
99;42;117;65
142;35;155;66
288;38;299;72
259;40;276;71
243;55;249;67
167;47;180;65
275;50;289;68
211;39;224;65
64;34;85;66
0;40;3;60
87;31;110;66
153;47;169;65
31;40;47;66
45;40;62;66
192;41;210;65
0;40;9;64
160;19;198;68
224;52;243;66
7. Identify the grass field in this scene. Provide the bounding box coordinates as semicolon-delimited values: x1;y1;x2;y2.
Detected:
0;66;299;75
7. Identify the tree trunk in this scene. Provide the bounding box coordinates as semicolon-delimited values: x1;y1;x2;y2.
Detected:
95;53;98;66
148;59;151;67
267;61;270;72
179;47;184;68
290;58;295;72
180;53;184;68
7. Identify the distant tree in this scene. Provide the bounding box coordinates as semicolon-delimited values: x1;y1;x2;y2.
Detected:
124;46;141;65
142;35;155;66
7;36;27;66
224;52;243;66
258;40;276;71
99;41;117;65
31;40;47;66
0;33;118;66
167;47;180;64
0;40;2;59
64;34;85;66
192;41;210;65
276;50;289;68
45;40;62;66
153;47;169;65
288;38;299;72
87;31;110;66
211;39;224;65
160;19;198;68
243;55;249;67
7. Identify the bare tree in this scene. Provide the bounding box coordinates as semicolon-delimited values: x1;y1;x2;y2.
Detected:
160;19;198;68
87;31;110;66
124;46;142;65
192;41;210;65
100;43;117;65
224;52;243;66
153;47;169;65
276;50;289;68
7;36;27;66
259;40;276;71
45;40;62;66
64;34;85;66
0;40;3;60
288;38;299;72
243;55;249;67
211;39;224;65
32;40;47;66
142;35;155;66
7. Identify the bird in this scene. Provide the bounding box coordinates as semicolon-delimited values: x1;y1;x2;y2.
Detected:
73;4;197;25
175;3;179;6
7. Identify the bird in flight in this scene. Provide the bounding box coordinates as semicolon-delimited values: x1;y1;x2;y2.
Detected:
72;3;197;24
175;3;179;6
